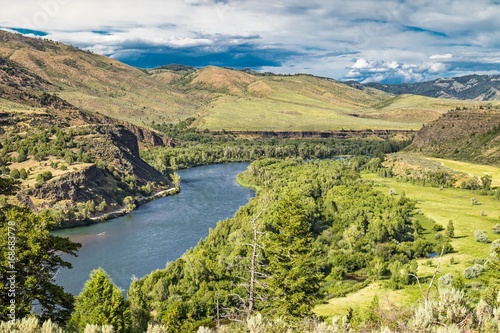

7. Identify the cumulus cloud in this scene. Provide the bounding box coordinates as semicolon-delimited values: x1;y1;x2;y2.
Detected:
0;0;499;81
344;58;451;83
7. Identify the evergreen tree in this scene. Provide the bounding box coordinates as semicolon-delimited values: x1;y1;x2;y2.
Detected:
69;268;131;333
262;190;324;317
446;220;455;238
0;207;80;323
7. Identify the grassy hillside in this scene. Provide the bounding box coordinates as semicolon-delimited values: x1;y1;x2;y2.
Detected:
0;31;207;125
178;67;496;131
3;30;499;132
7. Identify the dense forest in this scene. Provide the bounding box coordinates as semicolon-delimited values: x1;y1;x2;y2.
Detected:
141;119;411;171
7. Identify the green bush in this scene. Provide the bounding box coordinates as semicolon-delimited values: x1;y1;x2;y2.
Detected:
36;171;53;183
9;168;20;179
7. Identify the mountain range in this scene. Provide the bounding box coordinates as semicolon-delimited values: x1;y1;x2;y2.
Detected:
345;74;500;101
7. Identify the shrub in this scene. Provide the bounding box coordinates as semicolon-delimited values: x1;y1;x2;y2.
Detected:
36;171;53;183
474;230;489;243
446;220;455;238
433;224;445;232
493;224;500;234
19;168;28;179
9;168;20;179
438;273;453;289
471;197;479;205
464;264;484;279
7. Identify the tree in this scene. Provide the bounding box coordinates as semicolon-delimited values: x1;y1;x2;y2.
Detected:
446;220;455;238
19;168;28;180
0;207;81;323
9;168;20;179
481;175;492;191
123;196;136;213
69;268;131;333
262;191;324;317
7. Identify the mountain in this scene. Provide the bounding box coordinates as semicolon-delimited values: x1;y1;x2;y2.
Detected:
345;74;500;101
0;31;176;225
407;107;500;165
2;30;500;134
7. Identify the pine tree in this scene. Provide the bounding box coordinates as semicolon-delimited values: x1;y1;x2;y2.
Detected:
69;268;131;333
262;190;323;317
446;220;455;238
0;207;80;323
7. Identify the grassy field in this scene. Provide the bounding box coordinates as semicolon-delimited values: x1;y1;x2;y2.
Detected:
314;162;500;317
200;95;425;131
426;157;500;186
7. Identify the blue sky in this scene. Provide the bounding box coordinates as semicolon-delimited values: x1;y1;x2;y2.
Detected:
1;0;499;83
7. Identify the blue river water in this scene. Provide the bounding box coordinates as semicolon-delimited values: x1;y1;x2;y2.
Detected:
52;163;254;295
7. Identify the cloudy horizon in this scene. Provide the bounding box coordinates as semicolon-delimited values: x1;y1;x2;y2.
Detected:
1;0;499;83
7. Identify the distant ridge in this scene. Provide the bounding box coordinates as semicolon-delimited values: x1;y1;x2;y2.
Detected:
345;74;500;101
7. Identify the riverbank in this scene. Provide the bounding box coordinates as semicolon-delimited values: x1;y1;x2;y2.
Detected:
52;163;254;295
54;185;180;230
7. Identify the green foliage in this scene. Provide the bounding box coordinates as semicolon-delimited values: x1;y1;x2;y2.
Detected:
446;220;455;238
0;207;81;323
141;130;410;171
128;159;435;329
462;177;481;190
387;260;418;290
69;268;131;333
9;168;20;179
262;190;324;317
19;168;28;180
36;171;53;184
0;177;19;195
123;196;136;213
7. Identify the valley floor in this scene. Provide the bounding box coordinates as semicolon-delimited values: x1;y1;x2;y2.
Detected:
315;157;500;317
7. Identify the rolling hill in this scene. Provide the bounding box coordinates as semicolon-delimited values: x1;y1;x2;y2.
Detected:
3;30;497;132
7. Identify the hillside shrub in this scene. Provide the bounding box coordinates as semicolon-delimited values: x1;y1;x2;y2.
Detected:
464;264;484;279
474;230;489;243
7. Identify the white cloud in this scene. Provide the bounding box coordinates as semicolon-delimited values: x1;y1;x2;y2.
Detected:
429;54;453;60
0;0;498;81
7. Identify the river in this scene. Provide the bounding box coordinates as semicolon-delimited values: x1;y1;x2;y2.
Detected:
52;163;255;295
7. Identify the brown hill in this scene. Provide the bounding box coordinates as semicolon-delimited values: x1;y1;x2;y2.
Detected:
408;107;500;165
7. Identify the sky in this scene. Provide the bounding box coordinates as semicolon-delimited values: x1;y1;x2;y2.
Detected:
0;0;499;83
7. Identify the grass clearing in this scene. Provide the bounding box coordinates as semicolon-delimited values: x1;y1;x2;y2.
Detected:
425;157;500;186
315;282;423;317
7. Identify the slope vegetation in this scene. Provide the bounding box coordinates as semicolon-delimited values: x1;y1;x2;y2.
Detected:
408;107;500;165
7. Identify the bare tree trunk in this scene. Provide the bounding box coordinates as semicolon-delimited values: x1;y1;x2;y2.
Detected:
247;215;258;319
247;207;266;320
